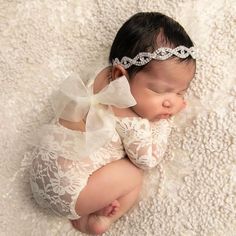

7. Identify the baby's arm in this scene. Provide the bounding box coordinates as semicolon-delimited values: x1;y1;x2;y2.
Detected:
116;117;172;170
116;117;154;169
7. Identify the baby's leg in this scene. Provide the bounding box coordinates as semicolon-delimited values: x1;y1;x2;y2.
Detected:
71;158;143;234
75;158;143;216
71;184;142;234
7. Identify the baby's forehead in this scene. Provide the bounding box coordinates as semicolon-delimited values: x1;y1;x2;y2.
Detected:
143;59;195;86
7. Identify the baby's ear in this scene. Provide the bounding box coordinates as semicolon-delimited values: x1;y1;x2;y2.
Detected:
111;65;129;80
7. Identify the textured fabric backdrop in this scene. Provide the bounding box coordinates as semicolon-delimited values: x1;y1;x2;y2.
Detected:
1;0;236;235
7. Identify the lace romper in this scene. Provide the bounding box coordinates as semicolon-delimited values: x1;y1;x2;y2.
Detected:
29;73;172;220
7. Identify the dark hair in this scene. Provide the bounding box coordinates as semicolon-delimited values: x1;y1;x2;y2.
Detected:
109;12;195;78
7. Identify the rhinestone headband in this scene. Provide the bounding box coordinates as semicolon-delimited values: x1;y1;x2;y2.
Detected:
112;45;196;69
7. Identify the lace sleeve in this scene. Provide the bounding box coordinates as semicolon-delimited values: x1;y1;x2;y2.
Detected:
116;117;172;170
150;119;173;164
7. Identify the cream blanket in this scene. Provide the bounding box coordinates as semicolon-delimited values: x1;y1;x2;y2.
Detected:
1;0;236;235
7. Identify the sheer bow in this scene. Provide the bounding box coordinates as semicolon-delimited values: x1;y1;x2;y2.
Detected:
51;73;136;156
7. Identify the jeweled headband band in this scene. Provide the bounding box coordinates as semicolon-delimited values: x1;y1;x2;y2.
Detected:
112;45;196;69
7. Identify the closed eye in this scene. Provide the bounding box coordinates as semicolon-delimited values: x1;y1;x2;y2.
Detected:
148;87;164;94
149;84;188;95
177;92;185;96
177;89;188;95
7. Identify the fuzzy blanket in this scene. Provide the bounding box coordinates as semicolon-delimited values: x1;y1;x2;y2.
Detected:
1;0;236;235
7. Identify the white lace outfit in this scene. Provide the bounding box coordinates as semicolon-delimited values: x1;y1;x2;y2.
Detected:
116;117;172;170
29;72;172;220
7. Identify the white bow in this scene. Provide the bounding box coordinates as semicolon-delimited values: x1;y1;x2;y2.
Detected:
51;73;136;156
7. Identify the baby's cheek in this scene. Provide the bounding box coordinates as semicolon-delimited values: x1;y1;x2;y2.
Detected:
181;100;187;110
176;100;186;113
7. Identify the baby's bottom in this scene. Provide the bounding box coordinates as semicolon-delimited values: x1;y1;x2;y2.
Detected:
71;158;144;234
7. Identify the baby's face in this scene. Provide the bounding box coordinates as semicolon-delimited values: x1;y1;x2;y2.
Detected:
129;58;196;121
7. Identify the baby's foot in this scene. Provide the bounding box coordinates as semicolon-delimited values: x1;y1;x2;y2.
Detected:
97;200;120;217
70;214;112;235
70;216;86;232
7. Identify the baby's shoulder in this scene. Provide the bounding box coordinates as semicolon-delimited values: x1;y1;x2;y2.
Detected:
58;118;85;132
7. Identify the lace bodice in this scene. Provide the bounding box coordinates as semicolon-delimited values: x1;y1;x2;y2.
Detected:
30;118;125;165
116;117;173;170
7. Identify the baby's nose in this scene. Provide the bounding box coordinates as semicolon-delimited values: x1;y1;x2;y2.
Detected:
162;100;171;108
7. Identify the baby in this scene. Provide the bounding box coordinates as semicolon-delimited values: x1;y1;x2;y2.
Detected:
29;12;196;235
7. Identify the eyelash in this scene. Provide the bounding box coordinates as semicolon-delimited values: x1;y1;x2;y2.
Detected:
152;90;185;96
177;92;185;96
